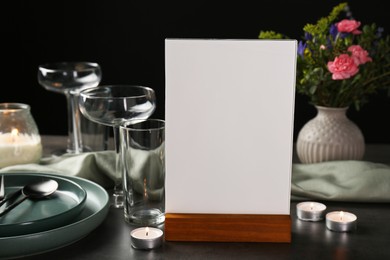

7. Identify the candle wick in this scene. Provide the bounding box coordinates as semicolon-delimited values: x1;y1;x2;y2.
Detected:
340;211;344;221
146;231;149;236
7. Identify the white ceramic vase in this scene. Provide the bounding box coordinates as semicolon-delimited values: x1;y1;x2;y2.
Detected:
296;106;365;164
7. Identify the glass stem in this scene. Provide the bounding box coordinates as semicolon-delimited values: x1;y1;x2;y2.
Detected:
112;125;124;208
65;91;83;154
113;125;121;181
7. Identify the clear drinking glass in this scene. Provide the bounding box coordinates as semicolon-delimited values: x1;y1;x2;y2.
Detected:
120;119;165;226
38;62;103;154
79;85;156;208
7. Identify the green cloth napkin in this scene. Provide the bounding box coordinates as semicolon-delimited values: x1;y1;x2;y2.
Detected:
0;151;116;189
292;160;390;202
1;152;390;203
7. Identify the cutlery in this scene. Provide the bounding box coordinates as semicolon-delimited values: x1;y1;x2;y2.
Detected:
0;175;23;208
0;189;22;207
0;175;4;201
0;179;58;217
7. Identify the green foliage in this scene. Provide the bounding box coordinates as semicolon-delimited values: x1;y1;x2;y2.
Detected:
258;31;286;39
303;2;347;35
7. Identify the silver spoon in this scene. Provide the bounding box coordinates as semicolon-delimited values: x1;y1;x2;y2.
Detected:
0;179;58;217
0;175;4;201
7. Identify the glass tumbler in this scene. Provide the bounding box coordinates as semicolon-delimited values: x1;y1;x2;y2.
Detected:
120;119;165;226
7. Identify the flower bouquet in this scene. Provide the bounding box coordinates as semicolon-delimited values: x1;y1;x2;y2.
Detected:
259;2;390;110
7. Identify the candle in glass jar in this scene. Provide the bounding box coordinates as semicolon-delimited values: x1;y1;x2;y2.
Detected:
130;227;163;250
0;129;42;168
296;201;326;221
326;211;357;232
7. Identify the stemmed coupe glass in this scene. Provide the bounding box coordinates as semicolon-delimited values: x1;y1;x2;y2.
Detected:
38;62;102;154
79;85;156;208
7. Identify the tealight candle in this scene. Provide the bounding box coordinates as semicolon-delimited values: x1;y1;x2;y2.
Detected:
326;211;357;232
130;227;163;250
296;201;326;221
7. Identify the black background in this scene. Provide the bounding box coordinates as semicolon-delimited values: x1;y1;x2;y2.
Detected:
2;0;390;143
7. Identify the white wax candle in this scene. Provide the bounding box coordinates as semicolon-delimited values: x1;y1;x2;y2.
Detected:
130;227;163;250
0;132;42;168
296;201;326;221
326;211;357;232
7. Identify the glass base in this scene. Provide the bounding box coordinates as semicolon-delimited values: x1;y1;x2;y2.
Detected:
48;148;69;157
47;147;92;157
111;191;124;208
124;209;165;226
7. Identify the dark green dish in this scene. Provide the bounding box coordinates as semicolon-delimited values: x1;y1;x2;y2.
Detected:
0;173;109;259
0;173;87;237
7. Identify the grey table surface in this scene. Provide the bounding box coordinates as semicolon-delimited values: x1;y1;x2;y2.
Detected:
18;136;390;259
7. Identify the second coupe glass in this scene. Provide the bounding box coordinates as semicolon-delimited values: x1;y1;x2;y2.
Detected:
79;85;156;208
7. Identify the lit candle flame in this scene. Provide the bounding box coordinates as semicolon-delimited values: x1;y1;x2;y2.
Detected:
310;202;314;210
11;128;19;135
340;211;344;221
145;227;149;236
10;128;19;143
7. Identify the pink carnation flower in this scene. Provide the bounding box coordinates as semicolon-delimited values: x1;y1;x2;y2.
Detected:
336;19;362;35
348;45;373;65
327;54;359;80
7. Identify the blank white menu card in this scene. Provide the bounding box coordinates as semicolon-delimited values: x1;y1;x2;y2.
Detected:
165;39;297;214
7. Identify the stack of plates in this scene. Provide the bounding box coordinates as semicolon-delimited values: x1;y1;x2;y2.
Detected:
0;173;110;259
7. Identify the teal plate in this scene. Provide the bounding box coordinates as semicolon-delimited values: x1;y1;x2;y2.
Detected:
0;173;87;237
0;173;109;259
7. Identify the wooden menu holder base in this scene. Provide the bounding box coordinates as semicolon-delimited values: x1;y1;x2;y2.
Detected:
165;213;291;243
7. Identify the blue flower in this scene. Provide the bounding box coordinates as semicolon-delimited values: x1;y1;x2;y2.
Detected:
329;24;338;39
304;32;312;41
298;41;307;58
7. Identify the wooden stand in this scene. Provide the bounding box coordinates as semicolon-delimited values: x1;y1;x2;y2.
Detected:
165;213;291;243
